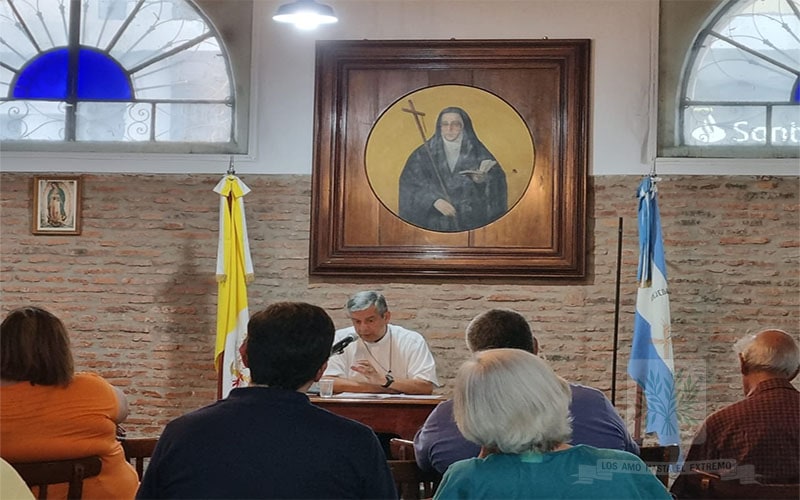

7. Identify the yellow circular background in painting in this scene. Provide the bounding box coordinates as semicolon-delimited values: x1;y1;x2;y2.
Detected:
365;84;535;227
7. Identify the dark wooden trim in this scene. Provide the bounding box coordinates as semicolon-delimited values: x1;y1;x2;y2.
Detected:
309;396;444;440
310;39;590;279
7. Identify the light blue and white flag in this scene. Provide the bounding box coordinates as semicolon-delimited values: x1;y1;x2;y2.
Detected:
628;177;679;446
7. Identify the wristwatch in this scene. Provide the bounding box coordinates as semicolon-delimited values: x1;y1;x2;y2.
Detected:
381;373;394;388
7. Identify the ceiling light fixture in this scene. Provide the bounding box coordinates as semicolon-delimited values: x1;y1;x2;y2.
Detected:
272;0;338;30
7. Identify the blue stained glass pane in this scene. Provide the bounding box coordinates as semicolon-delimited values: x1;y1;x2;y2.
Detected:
793;78;799;104
13;48;131;100
13;49;68;99
77;49;131;100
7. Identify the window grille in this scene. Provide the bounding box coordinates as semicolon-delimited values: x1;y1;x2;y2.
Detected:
0;0;240;153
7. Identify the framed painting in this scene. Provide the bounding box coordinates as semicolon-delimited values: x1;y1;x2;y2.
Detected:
32;176;82;235
310;39;590;279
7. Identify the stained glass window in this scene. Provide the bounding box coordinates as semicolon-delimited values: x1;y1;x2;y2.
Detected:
679;0;799;153
0;0;238;152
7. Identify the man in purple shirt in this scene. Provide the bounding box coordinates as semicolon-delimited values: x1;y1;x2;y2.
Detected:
413;308;639;474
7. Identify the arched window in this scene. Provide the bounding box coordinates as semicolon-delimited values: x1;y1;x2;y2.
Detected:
0;0;248;153
659;0;799;158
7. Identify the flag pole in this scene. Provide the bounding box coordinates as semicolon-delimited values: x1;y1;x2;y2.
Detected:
628;175;679;447
216;365;223;399
214;159;254;400
634;386;644;443
217;157;233;401
611;216;623;406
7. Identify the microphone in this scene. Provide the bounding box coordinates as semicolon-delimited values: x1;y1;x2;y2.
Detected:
331;334;357;355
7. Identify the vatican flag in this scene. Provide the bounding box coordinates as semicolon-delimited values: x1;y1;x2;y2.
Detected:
214;174;254;398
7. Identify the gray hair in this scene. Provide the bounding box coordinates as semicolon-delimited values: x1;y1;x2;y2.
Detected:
453;348;572;454
733;329;800;378
345;291;388;316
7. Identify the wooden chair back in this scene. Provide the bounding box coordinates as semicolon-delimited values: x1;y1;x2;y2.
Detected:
639;445;680;488
10;456;102;500
390;437;415;460
119;436;159;479
695;470;799;499
388;438;442;499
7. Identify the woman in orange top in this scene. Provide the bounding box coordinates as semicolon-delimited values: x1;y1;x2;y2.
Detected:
0;306;138;499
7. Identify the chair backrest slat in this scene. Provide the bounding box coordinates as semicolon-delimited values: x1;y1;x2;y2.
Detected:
388;438;442;499
11;456;102;500
119;437;159;479
696;470;800;499
639;445;680;488
390;438;414;460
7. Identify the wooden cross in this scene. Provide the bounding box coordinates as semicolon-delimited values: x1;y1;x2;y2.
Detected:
402;100;427;141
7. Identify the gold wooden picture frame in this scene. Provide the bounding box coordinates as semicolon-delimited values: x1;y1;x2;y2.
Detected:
32;176;82;235
310;39;590;279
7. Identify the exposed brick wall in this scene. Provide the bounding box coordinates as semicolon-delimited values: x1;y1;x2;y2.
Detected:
1;173;798;446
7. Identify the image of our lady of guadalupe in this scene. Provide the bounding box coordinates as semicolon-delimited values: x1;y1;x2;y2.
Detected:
45;182;69;227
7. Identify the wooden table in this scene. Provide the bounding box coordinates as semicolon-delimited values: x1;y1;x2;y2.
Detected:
310;396;446;440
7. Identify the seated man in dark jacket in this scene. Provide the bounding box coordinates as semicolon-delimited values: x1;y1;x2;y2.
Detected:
137;302;397;499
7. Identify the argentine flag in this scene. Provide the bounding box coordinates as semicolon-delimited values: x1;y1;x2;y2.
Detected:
628;177;679;445
214;175;254;398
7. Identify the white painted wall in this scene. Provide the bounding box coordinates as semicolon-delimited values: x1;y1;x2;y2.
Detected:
2;0;796;175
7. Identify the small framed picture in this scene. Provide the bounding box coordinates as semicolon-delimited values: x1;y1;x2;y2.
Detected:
32;176;82;235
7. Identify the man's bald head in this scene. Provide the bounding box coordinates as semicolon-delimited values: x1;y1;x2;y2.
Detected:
734;329;800;380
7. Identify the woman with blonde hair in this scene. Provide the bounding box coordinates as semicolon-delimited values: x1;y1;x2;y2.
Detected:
434;349;670;499
0;306;138;499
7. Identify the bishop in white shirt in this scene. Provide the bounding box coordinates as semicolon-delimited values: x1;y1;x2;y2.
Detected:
324;291;439;395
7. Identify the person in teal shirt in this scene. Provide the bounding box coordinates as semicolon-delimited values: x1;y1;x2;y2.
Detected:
433;349;671;500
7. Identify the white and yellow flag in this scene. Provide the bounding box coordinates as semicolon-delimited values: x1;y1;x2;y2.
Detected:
214;174;254;398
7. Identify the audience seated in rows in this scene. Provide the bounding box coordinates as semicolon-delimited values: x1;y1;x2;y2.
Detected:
136;302;397;499
11;299;793;500
670;329;800;498
432;348;670;499
0;306;138;500
414;308;639;475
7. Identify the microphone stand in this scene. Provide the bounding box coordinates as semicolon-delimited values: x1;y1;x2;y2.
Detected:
331;335;356;355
